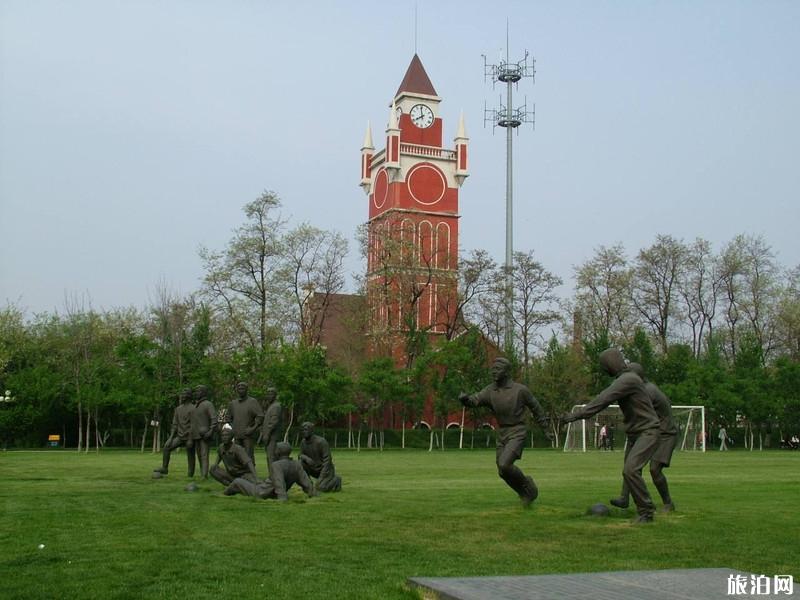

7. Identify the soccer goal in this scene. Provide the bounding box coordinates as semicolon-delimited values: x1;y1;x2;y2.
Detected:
562;404;706;452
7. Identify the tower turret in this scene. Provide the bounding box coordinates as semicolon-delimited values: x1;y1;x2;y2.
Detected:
454;111;469;187
360;121;374;193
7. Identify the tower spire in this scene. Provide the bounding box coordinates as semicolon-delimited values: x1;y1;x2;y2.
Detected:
395;54;437;98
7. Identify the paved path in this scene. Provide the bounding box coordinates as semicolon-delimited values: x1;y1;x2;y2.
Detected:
409;568;797;599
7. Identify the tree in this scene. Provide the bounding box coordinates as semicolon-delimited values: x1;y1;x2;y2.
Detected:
718;234;781;364
677;238;724;358
574;244;635;347
419;329;489;450
356;357;408;449
774;266;800;359
528;336;590;446
622;327;657;378
439;248;496;341
630;235;687;354
507;250;562;368
199;191;287;351
279;223;348;345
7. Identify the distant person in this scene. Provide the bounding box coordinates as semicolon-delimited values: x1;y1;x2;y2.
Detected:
460;357;550;507
191;384;218;478
299;422;341;492
561;349;660;523
608;424;616;451
223;442;318;501
599;424;608;450
210;426;258;487
718;426;728;451
611;363;678;512
154;388;195;476
225;381;263;463
259;387;283;475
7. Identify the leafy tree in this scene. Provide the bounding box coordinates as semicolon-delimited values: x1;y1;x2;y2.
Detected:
356;357;407;449
199;191;287;350
623;328;657;379
630;235;687;354
574;243;635;347
279;223;348;345
507;250;563;368
677;238;724;358
528;336;590;445
419;329;489;449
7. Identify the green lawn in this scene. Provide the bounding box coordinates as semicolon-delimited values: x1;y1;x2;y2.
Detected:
0;448;797;599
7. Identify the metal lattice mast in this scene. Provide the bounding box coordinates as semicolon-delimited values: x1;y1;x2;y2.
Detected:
483;34;535;354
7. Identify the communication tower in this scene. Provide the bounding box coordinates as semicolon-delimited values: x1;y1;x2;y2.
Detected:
483;34;535;353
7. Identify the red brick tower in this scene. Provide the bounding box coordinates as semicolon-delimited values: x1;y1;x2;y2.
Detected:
360;55;469;365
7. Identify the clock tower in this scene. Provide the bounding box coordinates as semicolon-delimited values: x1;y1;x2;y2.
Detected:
360;54;469;361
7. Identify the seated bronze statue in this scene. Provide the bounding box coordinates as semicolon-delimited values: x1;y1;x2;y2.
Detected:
210;426;258;486
224;442;318;501
299;422;342;492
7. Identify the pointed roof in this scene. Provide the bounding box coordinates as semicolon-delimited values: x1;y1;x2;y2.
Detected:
362;121;373;149
395;54;437;98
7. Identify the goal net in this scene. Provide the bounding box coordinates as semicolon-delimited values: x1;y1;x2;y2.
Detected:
562;405;706;452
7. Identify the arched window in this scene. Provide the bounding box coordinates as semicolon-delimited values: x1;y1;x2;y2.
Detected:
401;218;416;263
436;222;450;269
418;221;434;267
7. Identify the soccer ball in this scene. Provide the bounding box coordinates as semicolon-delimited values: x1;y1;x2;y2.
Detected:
588;503;610;517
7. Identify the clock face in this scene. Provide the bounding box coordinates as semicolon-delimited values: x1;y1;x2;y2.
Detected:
410;104;434;128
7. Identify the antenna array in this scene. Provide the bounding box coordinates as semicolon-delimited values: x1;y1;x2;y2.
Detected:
481;42;536;353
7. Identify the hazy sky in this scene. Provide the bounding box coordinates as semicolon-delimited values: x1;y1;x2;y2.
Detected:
2;1;799;315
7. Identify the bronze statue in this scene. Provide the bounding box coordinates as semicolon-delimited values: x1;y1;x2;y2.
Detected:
561;349;661;523
299;422;341;492
259;387;283;475
154;388;195;476
224;381;263;464
210;426;258;486
460;357;550;506
191;384;219;479
223;442;318;501
610;362;678;512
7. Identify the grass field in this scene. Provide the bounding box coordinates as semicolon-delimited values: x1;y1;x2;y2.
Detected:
0;447;798;599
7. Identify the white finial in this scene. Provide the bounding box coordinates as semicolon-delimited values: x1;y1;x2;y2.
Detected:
362;121;374;150
456;110;467;139
388;100;398;130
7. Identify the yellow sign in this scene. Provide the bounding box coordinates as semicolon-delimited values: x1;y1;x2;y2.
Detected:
48;434;60;442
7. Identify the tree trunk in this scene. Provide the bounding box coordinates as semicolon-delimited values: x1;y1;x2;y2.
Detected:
428;428;434;452
151;409;158;454
283;405;295;442
85;410;91;453
140;416;148;452
94;407;100;452
401;420;405;449
459;407;465;450
77;399;83;452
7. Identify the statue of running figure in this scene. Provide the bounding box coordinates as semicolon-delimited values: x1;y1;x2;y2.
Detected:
460;357;550;507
